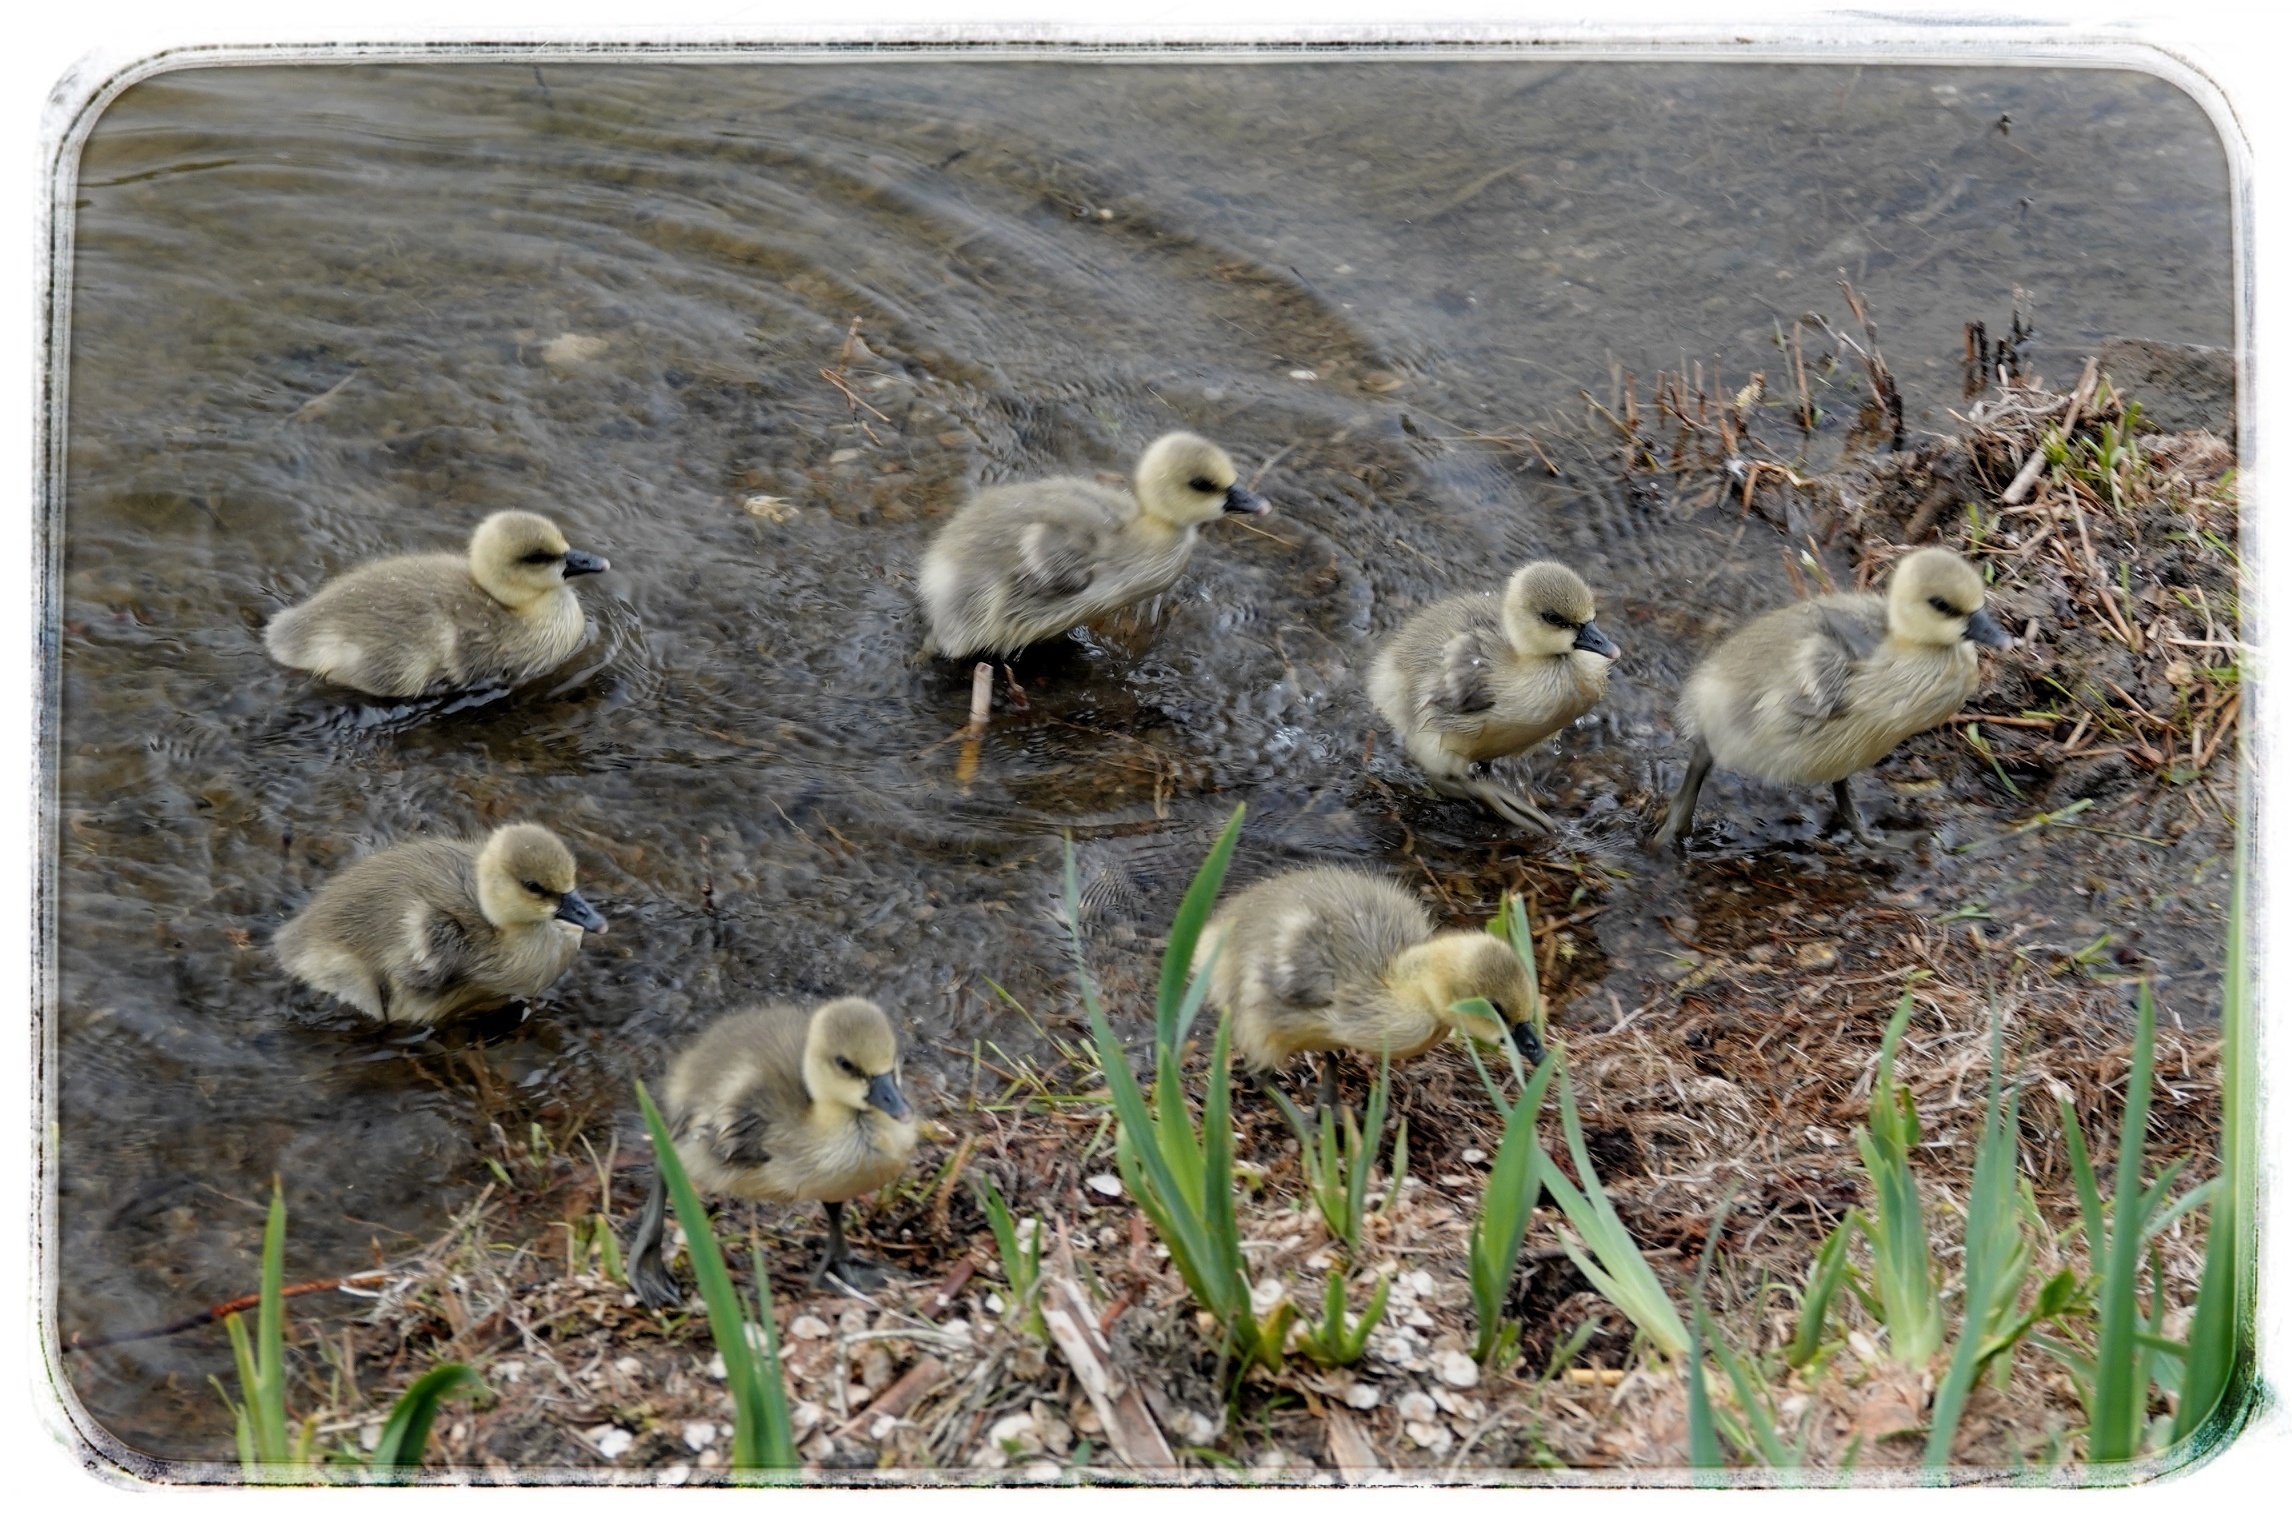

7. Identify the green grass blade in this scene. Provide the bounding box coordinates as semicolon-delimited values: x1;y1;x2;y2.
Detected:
1925;1031;2026;1473
253;1181;290;1468
2089;979;2158;1462
1156;805;1245;1052
1785;1219;1854;1370
369;1363;480;1476
1549;1061;1690;1356
745;1243;799;1469
1467;1048;1558;1362
2056;1092;2108;1264
635;1080;797;1472
2178;852;2251;1445
222;1313;261;1472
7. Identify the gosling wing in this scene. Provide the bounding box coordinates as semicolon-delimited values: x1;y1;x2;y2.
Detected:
1783;605;1883;722
1012;518;1103;604
1262;908;1339;1009
400;905;482;996
1426;625;1503;719
712;1108;776;1170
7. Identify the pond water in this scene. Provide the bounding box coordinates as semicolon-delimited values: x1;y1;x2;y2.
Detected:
49;56;2233;1462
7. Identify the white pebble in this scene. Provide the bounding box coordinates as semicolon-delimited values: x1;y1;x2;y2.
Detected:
1288;369;1319;381
1460;1148;1488;1164
541;332;608;367
1176;1409;1220;1446
1395;1390;1438;1424
657;1463;691;1485
1404;1418;1452;1453
1024;1458;1063;1482
1436;1351;1479;1389
1086;1173;1126;1199
681;1420;717;1451
590;1426;634;1460
829;447;863;464
1342;1383;1381;1411
788;1315;832;1341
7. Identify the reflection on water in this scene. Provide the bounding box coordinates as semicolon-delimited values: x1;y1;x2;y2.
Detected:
52;58;2232;1460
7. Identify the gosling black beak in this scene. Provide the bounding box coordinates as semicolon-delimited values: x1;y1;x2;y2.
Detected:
562;549;610;578
1509;1021;1548;1069
865;1072;912;1122
555;889;608;933
1572;620;1621;659
1222;483;1270;516
1964;607;2014;649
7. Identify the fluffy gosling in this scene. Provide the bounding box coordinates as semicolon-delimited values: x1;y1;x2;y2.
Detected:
1194;865;1543;1108
274;823;607;1023
917;431;1269;658
1656;547;2014;848
628;998;919;1305
1368;560;1619;830
265;510;609;697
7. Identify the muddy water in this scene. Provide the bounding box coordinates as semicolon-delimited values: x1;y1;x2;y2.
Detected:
52;58;2233;1461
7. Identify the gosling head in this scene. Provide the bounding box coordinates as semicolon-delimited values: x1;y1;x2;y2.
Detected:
803;998;912;1122
1395;931;1543;1058
1501;560;1620;661
1887;547;2013;650
468;511;611;608
1132;432;1269;528
473;823;608;933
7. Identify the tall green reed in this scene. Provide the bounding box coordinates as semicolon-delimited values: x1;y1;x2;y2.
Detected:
635;1080;800;1473
1074;806;1294;1377
215;1179;478;1481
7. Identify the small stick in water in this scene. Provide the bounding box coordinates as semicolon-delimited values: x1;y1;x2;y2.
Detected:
955;661;992;787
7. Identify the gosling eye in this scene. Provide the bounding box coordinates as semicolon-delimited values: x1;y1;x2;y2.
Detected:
1540;611;1572;628
522;880;547;896
519;549;561;565
1928;595;1962;618
836;1056;864;1078
1187;476;1218;494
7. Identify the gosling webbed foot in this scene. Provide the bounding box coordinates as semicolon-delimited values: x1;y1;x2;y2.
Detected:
1826;777;1910;853
813;1253;894;1293
629;1247;684;1309
1653;740;1714;852
811;1200;893;1292
1443;773;1556;833
625;1168;683;1309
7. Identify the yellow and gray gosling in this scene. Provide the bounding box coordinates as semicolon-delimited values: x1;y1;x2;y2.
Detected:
1193;865;1543;1109
1655;547;2014;848
917;431;1269;658
265;510;609;697
273;822;607;1024
628;998;919;1305
1367;559;1619;831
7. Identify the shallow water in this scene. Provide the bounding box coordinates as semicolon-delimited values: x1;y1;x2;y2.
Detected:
51;57;2234;1462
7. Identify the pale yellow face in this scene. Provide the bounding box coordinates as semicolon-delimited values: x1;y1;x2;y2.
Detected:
1502;561;1604;658
469;511;576;602
474;823;581;928
1418;932;1538;1044
805;998;910;1119
1133;433;1245;527
1888;548;1993;647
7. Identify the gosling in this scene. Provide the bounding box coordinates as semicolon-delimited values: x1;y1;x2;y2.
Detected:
265;510;609;697
628;998;919;1305
1194;865;1544;1109
274;822;608;1023
917;431;1269;658
1655;547;2014;848
1367;560;1620;831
